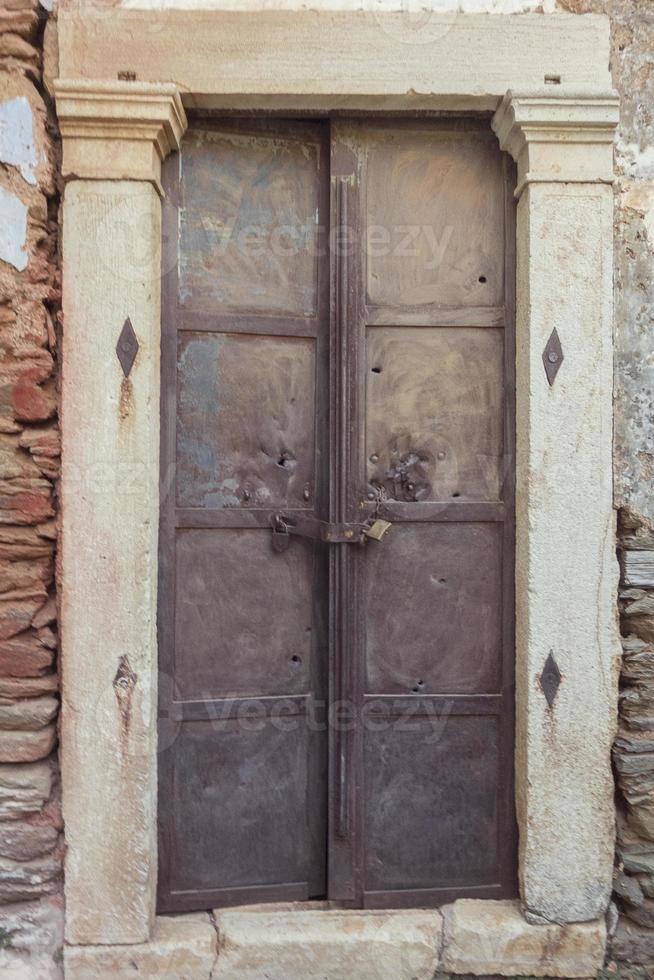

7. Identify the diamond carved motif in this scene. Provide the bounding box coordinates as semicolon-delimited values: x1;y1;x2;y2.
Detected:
539;651;562;709
542;327;564;386
116;317;139;378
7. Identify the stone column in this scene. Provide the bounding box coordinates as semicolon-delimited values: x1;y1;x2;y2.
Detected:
54;81;186;945
493;90;621;924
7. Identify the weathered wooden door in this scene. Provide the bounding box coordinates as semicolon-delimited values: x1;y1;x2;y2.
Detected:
158;118;516;912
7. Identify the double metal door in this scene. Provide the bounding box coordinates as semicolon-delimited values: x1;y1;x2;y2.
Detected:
158;117;516;912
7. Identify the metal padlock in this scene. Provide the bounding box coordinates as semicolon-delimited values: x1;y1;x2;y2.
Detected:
271;519;291;553
363;519;392;541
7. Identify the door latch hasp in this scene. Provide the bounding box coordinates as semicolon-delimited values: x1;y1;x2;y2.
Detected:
271;515;392;551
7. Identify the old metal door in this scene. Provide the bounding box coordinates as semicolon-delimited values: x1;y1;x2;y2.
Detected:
157;120;330;912
158;118;516;912
328;121;516;907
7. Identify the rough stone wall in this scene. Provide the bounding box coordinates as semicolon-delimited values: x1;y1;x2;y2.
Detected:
611;511;654;966
0;0;63;976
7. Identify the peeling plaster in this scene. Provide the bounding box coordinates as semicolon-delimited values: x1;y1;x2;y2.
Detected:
617;140;654;182
0;97;39;186
0;185;28;272
623;182;654;247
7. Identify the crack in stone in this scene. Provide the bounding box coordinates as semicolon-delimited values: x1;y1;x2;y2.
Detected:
208;910;220;979
435;906;447;969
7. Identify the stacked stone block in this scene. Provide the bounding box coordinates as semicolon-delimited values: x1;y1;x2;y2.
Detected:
612;512;654;965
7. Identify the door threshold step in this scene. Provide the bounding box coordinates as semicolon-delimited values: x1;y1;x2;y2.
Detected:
63;899;606;979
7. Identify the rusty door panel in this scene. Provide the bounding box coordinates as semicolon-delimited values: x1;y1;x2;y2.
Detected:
178;126;321;317
174;529;316;700
176;332;316;509
166;717;326;903
362;125;504;311
365;523;502;695
363;714;500;899
366;327;504;502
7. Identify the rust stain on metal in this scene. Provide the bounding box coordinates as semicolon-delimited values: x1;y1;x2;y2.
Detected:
113;655;137;747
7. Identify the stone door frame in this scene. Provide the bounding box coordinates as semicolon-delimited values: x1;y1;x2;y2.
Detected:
53;5;620;972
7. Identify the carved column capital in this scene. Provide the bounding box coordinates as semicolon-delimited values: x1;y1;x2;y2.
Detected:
54;80;187;195
492;88;619;198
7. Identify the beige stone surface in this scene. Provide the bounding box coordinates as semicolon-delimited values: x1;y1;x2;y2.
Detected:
60;180;163;945
57;6;611;112
493;92;621;924
64;913;217;979
213;908;442;980
441;899;606;977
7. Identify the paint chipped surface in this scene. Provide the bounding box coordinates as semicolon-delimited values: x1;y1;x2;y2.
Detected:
176;332;315;509
0;97;39;186
0;185;28;271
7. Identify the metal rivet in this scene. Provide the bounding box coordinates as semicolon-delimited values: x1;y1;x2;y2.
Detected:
370;454;379;463
548;351;559;363
437;451;446;460
303;485;311;501
367;491;375;500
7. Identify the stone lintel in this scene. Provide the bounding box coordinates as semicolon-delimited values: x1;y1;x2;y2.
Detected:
492;88;619;197
54;80;187;195
57;7;612;112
